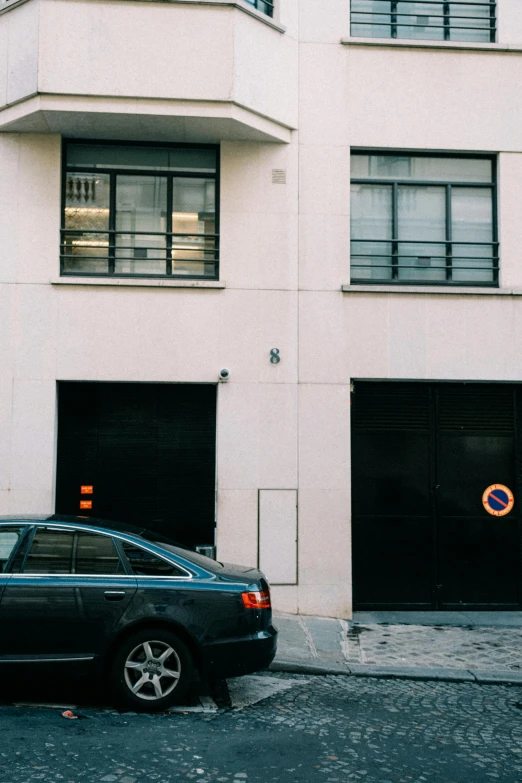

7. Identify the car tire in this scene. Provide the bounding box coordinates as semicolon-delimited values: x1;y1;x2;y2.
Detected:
110;628;194;712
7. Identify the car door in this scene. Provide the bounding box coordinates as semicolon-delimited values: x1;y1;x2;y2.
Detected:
0;527;83;657
0;526;137;659
73;529;137;654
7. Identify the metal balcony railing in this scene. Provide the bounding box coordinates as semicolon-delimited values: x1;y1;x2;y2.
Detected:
351;1;496;43
61;229;219;280
350;238;499;285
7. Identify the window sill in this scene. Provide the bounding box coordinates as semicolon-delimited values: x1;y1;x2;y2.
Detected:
52;277;226;290
341;285;519;296
341;38;522;54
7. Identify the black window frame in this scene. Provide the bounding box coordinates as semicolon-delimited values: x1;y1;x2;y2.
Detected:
350;150;499;287
244;0;274;18
61;139;220;282
350;0;496;43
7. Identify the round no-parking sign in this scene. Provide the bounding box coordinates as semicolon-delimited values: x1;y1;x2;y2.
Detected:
482;484;515;517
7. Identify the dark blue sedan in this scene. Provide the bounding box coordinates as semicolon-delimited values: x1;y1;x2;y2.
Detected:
0;516;277;711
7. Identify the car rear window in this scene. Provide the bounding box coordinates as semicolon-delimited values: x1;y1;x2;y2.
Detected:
154;542;224;571
121;541;188;577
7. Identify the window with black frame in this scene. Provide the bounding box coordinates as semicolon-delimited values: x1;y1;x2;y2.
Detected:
243;0;274;17
62;142;218;280
350;153;498;286
350;1;496;43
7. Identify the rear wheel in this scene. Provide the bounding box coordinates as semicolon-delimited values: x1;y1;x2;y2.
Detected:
110;628;194;712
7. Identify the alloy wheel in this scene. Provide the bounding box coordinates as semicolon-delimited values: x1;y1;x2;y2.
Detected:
124;640;181;701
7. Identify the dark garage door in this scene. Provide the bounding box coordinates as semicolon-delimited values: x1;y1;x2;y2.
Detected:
351;382;522;610
56;383;216;548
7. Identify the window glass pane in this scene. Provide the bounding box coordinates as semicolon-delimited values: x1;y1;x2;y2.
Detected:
75;533;124;575
0;527;24;573
172;178;216;277
243;0;273;16
398;185;446;240
351;0;392;37
24;530;74;574
121;542;186;577
397;2;444;41
63;172;110;274
115;175;167;275
450;3;492;43
452;187;493;243
351;184;393;240
67;144;217;173
65;173;110;230
352;155;492;183
351;184;393;280
398;185;446;282
452;187;494;283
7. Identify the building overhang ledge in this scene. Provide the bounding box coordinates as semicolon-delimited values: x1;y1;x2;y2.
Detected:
0;94;293;143
0;0;286;32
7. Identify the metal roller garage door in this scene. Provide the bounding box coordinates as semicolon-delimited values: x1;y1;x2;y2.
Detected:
56;382;217;548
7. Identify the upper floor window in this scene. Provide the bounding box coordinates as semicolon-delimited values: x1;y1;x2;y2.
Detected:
244;0;274;17
62;142;219;280
350;1;496;43
351;153;497;286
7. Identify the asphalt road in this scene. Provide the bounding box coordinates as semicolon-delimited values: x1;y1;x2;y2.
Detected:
1;673;522;783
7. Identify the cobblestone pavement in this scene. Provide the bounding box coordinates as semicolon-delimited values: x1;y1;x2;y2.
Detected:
274;613;522;673
1;673;522;782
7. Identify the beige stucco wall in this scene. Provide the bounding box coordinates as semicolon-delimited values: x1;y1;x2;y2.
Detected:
1;0;522;618
0;0;298;135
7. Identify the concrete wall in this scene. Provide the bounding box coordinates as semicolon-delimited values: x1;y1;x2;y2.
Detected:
0;0;39;107
0;0;298;130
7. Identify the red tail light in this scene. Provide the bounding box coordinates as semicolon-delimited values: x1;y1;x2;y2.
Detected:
241;589;271;609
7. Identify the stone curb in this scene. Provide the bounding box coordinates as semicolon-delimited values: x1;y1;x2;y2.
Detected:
270;657;522;686
348;664;475;682
270;658;351;676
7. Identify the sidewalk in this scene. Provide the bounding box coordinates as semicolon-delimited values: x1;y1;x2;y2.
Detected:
270;611;522;685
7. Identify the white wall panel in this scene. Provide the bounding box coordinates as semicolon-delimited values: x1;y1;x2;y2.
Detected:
259;489;297;584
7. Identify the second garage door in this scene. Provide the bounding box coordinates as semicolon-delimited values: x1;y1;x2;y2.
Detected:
351;381;522;610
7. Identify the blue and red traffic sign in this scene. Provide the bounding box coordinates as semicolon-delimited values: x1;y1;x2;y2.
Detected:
482;484;515;517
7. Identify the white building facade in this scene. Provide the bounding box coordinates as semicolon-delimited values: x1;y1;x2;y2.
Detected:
1;0;522;618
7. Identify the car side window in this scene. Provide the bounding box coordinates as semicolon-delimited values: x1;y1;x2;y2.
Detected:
75;532;125;575
23;530;74;574
0;527;25;573
120;541;187;577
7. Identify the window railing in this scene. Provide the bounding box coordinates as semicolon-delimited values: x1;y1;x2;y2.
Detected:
350;238;499;285
351;1;496;43
60;229;219;280
243;0;274;18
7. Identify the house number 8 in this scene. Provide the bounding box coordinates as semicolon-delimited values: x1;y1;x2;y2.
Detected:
270;348;281;364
